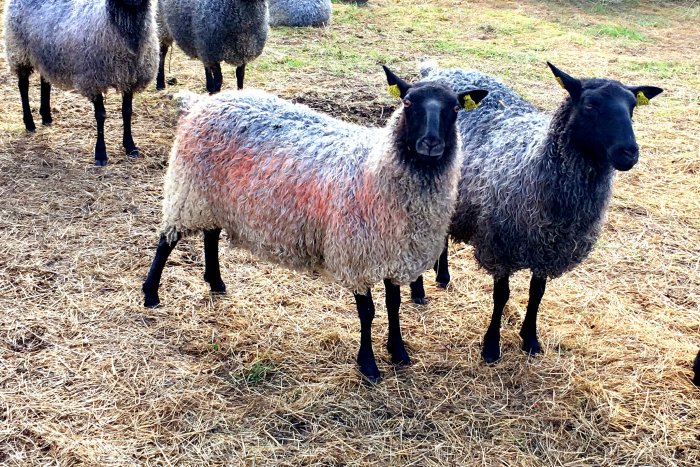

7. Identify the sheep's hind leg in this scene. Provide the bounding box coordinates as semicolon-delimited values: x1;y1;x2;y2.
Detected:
693;351;700;386
204;66;214;94
203;229;226;294
142;233;182;308
156;43;168;90
385;279;411;365
236;64;245;90
122;91;139;158
482;276;509;363
18;67;36;132
212;63;223;93
40;77;52;125
434;239;450;288
354;289;381;383
92;94;107;166
520;274;546;356
409;276;426;305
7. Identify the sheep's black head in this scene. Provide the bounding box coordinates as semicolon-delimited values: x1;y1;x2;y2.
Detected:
383;66;488;161
548;62;662;171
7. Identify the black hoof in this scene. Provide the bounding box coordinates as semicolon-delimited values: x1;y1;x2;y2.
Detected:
412;296;427;305
25;124;36;133
143;293;161;309
387;341;411;365
522;338;543;356
126;148;140;158
482;342;501;364
42;120;52;126
95;158;108;167
436;282;449;289
209;281;226;295
357;356;381;383
156;84;165;91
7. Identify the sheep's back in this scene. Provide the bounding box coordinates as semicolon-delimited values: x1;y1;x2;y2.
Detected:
268;0;332;27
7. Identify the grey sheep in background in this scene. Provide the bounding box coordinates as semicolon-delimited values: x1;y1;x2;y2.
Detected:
268;0;331;28
413;62;662;363
156;0;269;93
142;67;488;382
4;0;159;166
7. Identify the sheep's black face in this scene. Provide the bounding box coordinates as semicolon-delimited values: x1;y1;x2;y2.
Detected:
382;66;488;163
548;62;662;172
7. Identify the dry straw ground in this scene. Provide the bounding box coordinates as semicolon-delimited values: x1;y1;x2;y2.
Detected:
1;0;699;465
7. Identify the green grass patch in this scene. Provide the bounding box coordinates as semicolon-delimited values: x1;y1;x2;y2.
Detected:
587;24;647;41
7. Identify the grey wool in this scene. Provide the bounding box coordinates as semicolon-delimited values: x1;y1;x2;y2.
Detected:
4;0;159;97
156;0;268;92
268;0;331;27
159;89;462;292
421;64;617;279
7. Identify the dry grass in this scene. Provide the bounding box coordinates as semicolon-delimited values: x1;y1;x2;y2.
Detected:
1;0;699;465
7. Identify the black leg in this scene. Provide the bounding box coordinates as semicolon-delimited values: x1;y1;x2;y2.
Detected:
434;238;450;288
203;229;226;294
235;64;245;90
520;274;546;356
18;67;36;132
156;43;168;90
482;276;509;363
385;279;410;365
693;350;700;386
205;66;214;94
122;91;138;158
142;233;182;308
39;76;52;125
410;276;426;305
354;289;380;383
213;63;223;93
93;94;107;166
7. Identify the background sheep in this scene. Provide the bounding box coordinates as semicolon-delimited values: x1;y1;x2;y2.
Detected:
413;62;662;363
156;0;269;93
268;0;332;28
4;0;159;166
142;67;487;382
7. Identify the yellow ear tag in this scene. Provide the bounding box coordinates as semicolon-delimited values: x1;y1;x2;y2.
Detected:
463;94;480;111
636;91;650;106
387;84;401;99
555;76;565;89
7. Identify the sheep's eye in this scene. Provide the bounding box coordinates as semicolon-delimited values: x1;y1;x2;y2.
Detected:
453;105;461;112
403;99;412;107
584;103;595;111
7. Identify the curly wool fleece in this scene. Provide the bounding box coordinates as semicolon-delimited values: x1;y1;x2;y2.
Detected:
4;0;159;97
161;89;462;293
157;0;268;67
268;0;331;27
420;65;615;279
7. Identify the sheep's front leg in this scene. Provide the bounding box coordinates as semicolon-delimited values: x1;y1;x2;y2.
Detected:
204;66;214;94
39;77;52;125
434;240;451;288
693;351;700;386
93;94;107;166
482;276;509;363
409;276;426;305
385;279;411;365
122;91;139;158
142;233;182;308
212;63;223;93
203;229;226;294
520;274;546;356
156;43;169;91
236;64;246;90
18;67;36;132
354;289;381;383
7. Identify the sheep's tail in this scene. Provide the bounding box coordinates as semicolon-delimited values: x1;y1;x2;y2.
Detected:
172;90;202;117
419;59;439;78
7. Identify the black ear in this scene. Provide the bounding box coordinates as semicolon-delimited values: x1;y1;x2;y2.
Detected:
547;62;582;100
458;89;489;111
382;65;411;99
628;86;663;106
